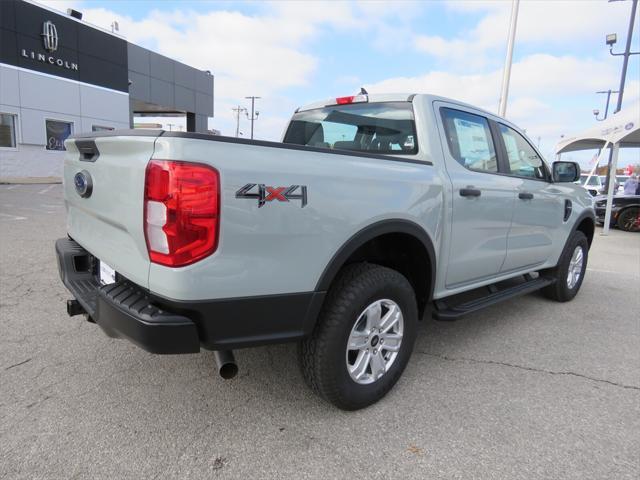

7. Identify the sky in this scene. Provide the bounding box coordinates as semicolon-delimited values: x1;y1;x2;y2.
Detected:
40;0;640;168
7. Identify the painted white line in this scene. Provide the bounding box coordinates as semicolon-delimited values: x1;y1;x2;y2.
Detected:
38;185;55;195
6;185;19;190
0;213;27;221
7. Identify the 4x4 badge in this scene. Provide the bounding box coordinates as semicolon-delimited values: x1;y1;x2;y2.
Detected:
236;184;307;208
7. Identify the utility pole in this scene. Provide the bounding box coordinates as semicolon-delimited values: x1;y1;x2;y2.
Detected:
245;96;261;139
603;0;639;193
498;0;520;117
232;105;247;138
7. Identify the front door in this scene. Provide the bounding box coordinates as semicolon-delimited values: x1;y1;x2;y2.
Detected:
496;123;563;271
436;105;515;287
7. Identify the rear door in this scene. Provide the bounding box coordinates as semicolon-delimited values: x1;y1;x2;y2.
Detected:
435;104;515;287
63;133;159;288
495;123;563;271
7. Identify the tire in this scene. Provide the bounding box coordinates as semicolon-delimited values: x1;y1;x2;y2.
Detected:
617;207;640;232
542;231;588;302
300;263;418;410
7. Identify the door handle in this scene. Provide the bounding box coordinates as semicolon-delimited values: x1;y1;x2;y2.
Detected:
518;192;534;200
460;188;481;197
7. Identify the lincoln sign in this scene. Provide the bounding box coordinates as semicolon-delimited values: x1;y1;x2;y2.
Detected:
20;49;78;70
20;21;79;71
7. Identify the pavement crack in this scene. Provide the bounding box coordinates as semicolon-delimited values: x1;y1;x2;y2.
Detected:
419;351;640;391
4;358;32;370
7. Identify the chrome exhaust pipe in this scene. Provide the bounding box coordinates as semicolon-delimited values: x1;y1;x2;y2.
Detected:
213;350;238;379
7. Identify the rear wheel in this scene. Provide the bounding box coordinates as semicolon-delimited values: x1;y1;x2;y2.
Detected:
542;231;588;302
617;207;640;232
300;263;418;410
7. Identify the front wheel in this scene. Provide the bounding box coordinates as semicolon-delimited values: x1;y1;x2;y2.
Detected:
542;230;589;302
617;207;640;232
300;263;418;410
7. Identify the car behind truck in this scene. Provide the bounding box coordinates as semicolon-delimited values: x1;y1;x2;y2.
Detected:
57;93;595;410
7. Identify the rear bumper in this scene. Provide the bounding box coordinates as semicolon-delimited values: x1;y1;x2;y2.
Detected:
55;237;324;353
56;237;199;354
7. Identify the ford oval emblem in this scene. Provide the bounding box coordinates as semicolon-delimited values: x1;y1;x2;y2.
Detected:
74;170;93;198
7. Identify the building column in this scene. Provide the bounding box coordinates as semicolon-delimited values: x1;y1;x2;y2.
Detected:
186;112;196;132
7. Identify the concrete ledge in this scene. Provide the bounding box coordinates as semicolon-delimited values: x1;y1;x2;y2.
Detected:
0;177;62;184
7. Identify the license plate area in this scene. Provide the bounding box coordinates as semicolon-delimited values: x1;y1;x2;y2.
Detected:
99;261;117;285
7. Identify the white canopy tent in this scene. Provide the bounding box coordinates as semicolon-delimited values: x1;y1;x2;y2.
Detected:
556;103;640;235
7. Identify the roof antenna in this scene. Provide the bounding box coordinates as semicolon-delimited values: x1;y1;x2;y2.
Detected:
360;87;368;95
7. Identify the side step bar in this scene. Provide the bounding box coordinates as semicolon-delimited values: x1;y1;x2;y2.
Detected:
432;275;555;321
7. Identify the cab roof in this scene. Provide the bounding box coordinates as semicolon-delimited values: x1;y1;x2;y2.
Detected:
296;93;496;120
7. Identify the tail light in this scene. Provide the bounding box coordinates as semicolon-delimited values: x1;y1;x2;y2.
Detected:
144;160;220;267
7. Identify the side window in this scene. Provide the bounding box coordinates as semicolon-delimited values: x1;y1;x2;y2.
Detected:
92;125;115;132
0;113;17;148
499;124;547;180
441;108;498;173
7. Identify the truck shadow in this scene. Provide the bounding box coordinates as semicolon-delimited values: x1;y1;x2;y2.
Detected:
201;290;560;410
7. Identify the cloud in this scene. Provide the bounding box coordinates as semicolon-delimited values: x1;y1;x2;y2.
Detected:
49;2;345;137
364;52;638;165
36;0;639;166
414;0;635;68
366;54;619;109
65;0;431;136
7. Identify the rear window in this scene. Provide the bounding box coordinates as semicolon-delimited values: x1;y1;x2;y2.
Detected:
283;102;418;155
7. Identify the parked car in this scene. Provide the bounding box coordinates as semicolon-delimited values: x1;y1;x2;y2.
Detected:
595;194;640;232
55;93;596;410
577;174;603;196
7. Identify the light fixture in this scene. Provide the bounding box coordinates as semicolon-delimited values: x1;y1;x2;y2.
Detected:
67;8;83;20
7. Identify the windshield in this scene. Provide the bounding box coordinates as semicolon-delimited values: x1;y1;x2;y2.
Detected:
283;102;418;155
580;175;600;186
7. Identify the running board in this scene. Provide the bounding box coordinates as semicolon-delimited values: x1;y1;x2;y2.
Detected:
432;275;556;321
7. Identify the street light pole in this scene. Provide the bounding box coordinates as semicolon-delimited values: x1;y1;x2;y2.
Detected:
245;96;261;139
594;89;619;121
498;0;520;117
603;0;639;193
592;89;620;179
610;0;639;113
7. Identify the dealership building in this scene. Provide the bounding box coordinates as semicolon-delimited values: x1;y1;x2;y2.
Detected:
0;0;214;179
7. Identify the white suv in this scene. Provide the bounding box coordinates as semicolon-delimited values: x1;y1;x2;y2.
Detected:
577;174;603;196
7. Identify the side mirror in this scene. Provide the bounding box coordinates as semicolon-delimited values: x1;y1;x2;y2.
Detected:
553;161;581;183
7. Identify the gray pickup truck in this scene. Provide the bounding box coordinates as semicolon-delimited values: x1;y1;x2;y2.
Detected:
56;93;595;410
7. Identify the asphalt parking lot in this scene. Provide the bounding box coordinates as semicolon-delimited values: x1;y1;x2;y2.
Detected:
1;183;638;480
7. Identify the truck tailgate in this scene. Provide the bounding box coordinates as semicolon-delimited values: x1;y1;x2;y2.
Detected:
63;134;160;289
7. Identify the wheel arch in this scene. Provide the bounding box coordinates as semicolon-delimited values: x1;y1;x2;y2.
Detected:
574;212;595;248
314;219;437;317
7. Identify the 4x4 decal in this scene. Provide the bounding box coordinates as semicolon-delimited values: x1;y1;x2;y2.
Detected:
236;184;308;208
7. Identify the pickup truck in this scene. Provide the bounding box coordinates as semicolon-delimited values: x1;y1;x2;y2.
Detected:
56;93;595;410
